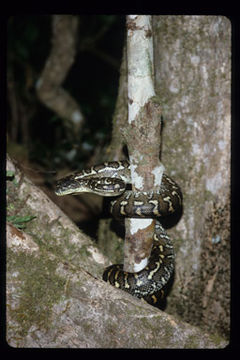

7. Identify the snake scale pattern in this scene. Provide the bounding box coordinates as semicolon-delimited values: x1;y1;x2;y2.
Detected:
55;160;182;304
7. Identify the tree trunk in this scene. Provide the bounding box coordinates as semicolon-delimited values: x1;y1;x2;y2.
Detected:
152;15;230;338
99;15;230;340
36;15;84;137
6;15;230;347
6;156;227;348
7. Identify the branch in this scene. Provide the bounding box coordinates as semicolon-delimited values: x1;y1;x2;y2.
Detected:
6;155;227;348
123;15;164;272
36;15;84;136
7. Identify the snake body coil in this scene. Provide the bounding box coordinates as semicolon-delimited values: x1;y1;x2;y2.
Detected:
55;160;182;304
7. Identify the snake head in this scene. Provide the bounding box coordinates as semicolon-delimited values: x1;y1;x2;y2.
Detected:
55;175;82;196
55;176;126;197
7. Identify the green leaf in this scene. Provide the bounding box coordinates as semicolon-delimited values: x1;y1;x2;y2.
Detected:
7;170;15;180
7;170;15;177
7;215;36;230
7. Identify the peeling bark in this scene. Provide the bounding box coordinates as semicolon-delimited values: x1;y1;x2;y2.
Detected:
6;15;230;347
123;15;163;272
99;15;230;341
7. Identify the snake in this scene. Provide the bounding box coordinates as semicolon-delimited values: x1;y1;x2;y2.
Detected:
55;160;182;304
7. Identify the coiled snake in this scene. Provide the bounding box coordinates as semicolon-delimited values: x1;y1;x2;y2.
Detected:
55;160;182;304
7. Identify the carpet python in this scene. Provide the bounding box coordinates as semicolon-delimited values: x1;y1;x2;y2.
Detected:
55;160;182;305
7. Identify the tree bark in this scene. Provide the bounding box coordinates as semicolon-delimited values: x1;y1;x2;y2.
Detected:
6;15;230;347
152;15;230;338
6;155;227;348
123;15;164;272
99;15;230;340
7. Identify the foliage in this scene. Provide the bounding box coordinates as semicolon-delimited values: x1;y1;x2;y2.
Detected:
7;215;37;230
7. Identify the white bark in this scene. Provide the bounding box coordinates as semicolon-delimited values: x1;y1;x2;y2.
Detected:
7;155;228;348
127;15;155;123
124;15;163;272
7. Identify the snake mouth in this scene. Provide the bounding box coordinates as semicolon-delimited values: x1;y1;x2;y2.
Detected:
55;188;73;196
53;160;180;304
55;187;76;196
55;178;81;196
55;175;127;197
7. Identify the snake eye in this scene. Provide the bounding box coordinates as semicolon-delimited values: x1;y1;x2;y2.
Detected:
55;177;81;195
54;160;180;303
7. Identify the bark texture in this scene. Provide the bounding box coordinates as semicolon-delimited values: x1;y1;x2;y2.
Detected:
152;15;230;338
99;15;230;341
123;15;162;272
6;156;227;348
6;15;230;347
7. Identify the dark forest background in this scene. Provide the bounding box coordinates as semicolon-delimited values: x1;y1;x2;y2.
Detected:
7;15;125;175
